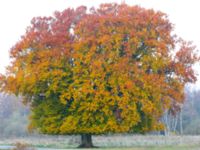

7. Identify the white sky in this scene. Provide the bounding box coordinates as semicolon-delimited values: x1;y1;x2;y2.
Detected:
0;0;200;88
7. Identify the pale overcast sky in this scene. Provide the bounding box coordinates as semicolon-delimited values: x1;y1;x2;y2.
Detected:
0;0;200;88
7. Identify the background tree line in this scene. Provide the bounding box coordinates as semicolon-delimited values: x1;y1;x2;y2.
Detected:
0;94;29;137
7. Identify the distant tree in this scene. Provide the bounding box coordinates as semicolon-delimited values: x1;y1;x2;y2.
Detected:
0;94;29;137
0;3;198;147
181;88;200;134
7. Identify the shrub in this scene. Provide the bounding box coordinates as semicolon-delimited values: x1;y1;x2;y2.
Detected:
12;142;35;150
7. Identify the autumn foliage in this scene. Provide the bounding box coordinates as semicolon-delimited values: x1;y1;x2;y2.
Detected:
0;3;198;141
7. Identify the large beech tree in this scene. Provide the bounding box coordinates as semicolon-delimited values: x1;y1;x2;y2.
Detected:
0;3;199;147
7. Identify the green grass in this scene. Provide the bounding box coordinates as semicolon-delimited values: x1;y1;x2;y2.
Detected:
1;135;200;150
1;145;200;150
54;145;200;150
74;145;200;150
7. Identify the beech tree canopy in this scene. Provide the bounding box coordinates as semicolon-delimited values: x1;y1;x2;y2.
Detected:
0;3;198;137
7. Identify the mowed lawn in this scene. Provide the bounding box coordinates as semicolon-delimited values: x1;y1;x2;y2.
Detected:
63;146;200;150
1;146;200;150
95;145;200;150
0;145;200;150
82;147;200;150
1;135;200;150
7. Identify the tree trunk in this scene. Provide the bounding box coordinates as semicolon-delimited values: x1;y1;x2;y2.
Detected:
179;107;183;135
78;134;95;148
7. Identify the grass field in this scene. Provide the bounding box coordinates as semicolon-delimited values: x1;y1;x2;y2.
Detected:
79;146;199;150
1;135;200;150
1;146;200;150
